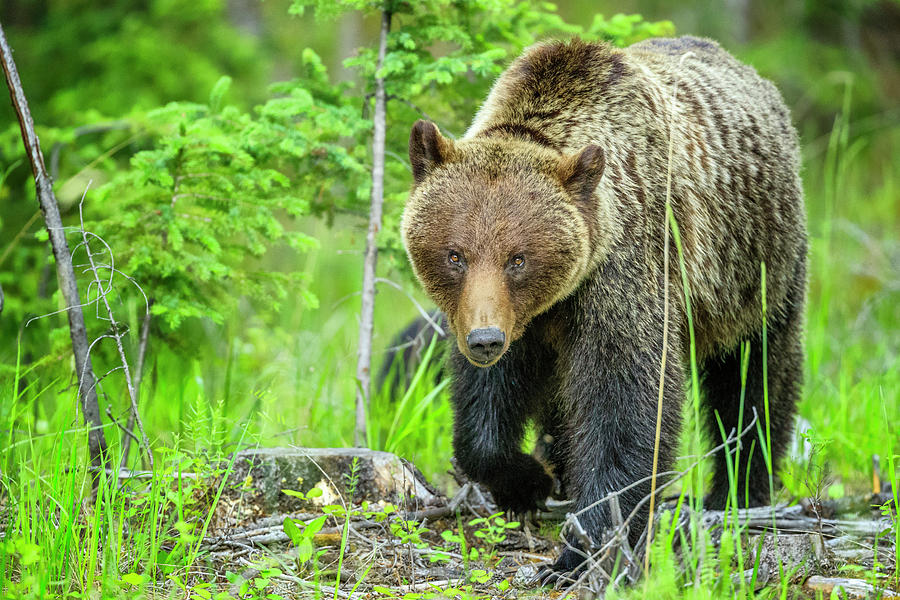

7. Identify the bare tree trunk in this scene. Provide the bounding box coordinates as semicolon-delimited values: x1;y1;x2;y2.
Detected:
0;22;108;467
120;301;152;470
354;8;392;447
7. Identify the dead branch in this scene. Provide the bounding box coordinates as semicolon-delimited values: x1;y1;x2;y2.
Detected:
701;504;893;539
106;406;141;447
805;576;900;599
394;578;463;593
86;466;198;480
120;301;152;470
199;479;494;555
0;22;108;468
375;278;445;337
386;95;437;127
77;196;153;468
234;556;362;600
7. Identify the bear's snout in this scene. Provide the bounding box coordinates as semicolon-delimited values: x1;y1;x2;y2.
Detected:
454;267;515;366
466;327;506;365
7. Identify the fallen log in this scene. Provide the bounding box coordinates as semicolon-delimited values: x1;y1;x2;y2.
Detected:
804;575;900;599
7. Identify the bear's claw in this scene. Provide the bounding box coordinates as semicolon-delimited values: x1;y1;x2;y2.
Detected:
533;548;589;589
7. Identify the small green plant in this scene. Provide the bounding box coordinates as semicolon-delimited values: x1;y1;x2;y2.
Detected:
283;514;328;566
467;512;519;566
469;512;519;547
225;568;285;600
436;528;466;565
281;486;324;503
468;569;491;585
358;500;398;522
372;582;493;600
433;511;520;574
390;518;430;550
344;456;362;502
281;487;328;566
886;449;900;584
318;482;362;598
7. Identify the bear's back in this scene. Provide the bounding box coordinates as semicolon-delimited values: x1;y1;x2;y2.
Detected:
629;35;722;57
469;36;796;159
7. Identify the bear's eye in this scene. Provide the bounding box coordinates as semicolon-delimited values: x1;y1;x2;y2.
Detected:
510;255;525;268
448;251;461;265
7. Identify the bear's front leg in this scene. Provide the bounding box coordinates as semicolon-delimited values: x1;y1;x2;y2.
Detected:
449;339;555;514
545;320;685;580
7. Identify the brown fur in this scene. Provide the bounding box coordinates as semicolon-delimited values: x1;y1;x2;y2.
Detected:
402;36;807;577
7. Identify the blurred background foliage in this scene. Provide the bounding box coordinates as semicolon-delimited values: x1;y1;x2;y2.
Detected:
0;0;898;489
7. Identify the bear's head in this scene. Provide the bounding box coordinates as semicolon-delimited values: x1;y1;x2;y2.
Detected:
402;120;606;367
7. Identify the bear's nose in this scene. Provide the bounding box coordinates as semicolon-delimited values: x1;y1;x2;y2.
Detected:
466;327;506;363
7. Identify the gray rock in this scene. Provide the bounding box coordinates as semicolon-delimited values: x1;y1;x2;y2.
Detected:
748;532;825;582
227;447;441;513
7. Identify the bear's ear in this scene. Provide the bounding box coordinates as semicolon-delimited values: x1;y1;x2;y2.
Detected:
557;145;606;202
409;120;454;184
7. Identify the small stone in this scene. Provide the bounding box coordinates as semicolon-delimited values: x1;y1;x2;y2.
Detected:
514;564;539;587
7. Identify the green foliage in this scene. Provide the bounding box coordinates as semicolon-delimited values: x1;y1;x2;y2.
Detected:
225;568;285;600
0;0;272;363
461;512;520;567
1;1;899;597
289;0;676;276
0;370;245;599
586;12;675;46
3;0;269;122
89;63;367;334
0;0;674;364
283;512;328;564
370;334;450;455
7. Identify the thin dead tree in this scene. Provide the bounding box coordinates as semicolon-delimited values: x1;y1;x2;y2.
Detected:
75;197;153;469
354;6;392;447
0;22;108;467
120;304;152;470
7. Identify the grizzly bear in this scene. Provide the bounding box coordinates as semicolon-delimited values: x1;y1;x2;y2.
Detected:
401;36;806;578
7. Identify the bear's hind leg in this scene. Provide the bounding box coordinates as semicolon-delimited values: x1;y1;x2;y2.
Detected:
702;290;804;509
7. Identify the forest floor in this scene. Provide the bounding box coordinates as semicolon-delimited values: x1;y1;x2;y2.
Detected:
130;447;898;600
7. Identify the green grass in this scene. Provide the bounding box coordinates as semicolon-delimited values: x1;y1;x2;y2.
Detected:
1;102;898;599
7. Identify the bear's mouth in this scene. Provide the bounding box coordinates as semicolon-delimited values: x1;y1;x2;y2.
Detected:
469;356;499;368
467;355;503;368
457;335;511;368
